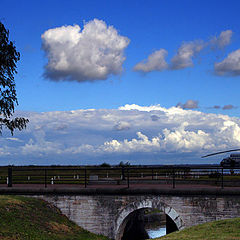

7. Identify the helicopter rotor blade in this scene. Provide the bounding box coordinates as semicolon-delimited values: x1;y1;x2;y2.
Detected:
201;149;240;158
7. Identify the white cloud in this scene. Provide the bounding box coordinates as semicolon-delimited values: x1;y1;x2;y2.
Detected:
170;41;204;70
214;49;240;76
1;104;240;165
101;131;160;153
99;120;237;153
133;49;168;73
176;100;199;109
210;30;233;49
41;19;130;82
119;104;166;112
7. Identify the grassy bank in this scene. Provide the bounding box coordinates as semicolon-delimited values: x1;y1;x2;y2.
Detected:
0;195;109;240
155;217;240;240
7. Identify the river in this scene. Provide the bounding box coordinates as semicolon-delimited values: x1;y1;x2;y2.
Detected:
146;226;166;238
144;211;166;239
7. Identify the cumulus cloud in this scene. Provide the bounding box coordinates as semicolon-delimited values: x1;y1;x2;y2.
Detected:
210;30;233;49
170;41;204;70
102;125;212;153
133;49;168;73
1;104;240;165
214;49;240;76
41;19;130;82
101;131;160;153
176;100;199;109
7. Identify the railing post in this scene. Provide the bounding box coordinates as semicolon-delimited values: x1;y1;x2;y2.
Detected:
152;168;154;180
172;168;175;189
221;167;224;189
44;169;47;188
127;168;129;188
84;168;87;188
8;167;12;187
122;166;125;180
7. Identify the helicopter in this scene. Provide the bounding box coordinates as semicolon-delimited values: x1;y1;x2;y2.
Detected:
202;149;240;167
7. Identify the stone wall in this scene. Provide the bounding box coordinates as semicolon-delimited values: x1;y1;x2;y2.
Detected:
33;194;240;240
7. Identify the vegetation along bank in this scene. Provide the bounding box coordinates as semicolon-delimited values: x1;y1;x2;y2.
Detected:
0;195;109;240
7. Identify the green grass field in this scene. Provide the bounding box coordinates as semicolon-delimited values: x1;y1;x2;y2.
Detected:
0;166;239;188
154;218;240;240
0;195;110;240
0;166;238;183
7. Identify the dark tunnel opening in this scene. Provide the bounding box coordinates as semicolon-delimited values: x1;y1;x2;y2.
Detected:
121;208;178;240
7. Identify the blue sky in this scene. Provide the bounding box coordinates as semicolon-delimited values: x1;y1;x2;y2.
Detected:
1;0;240;165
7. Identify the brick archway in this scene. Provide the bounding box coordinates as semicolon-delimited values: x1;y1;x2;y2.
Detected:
114;197;184;240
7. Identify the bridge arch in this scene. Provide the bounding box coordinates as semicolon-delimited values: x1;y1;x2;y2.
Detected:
114;197;185;240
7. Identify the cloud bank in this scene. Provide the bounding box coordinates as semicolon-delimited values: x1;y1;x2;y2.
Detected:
41;19;130;82
1;105;240;165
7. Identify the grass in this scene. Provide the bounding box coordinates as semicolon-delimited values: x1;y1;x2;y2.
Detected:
154;218;240;240
0;195;110;240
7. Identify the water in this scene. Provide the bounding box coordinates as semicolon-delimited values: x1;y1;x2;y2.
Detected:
146;226;166;239
144;211;166;239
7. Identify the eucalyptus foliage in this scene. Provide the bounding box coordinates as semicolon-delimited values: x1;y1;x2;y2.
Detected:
0;22;28;134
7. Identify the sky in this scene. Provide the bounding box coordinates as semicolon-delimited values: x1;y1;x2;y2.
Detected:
1;0;240;165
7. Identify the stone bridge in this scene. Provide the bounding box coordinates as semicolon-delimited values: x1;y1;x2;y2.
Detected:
2;188;240;239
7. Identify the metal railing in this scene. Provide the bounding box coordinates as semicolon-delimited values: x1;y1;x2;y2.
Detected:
1;165;240;189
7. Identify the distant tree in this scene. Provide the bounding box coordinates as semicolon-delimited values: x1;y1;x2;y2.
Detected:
0;22;28;134
99;162;111;167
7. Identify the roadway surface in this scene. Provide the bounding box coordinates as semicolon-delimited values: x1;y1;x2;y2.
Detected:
1;183;240;196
